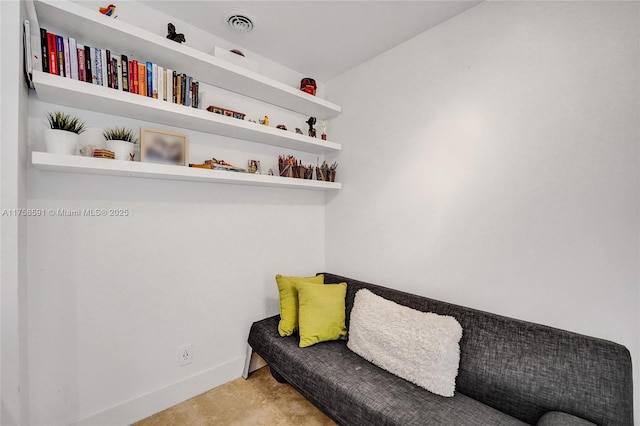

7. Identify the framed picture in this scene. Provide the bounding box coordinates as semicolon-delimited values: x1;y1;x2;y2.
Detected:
140;128;188;166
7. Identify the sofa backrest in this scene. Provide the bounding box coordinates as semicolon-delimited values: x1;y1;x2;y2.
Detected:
322;273;634;426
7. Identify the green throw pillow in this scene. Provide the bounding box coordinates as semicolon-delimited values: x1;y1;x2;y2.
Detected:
296;281;347;348
276;274;324;336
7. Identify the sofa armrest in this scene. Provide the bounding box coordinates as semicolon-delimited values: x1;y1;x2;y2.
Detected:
537;412;597;426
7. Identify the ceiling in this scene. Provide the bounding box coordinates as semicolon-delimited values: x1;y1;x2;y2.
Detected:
140;1;480;81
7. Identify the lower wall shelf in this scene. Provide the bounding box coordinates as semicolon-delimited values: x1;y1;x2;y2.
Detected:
31;152;342;191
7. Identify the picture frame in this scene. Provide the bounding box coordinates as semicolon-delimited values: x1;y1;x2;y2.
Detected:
140;128;188;166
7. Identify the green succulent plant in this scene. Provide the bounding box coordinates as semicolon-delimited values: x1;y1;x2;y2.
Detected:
46;111;86;134
103;127;138;143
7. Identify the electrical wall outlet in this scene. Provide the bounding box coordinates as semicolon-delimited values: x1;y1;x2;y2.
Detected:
177;344;192;366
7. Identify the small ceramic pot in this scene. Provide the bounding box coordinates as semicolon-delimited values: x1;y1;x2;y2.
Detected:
44;129;80;155
106;139;135;161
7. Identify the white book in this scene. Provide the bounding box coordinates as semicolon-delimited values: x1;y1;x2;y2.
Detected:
100;49;108;87
166;68;173;103
63;38;71;78
69;37;79;80
90;48;98;84
152;63;158;98
157;66;164;101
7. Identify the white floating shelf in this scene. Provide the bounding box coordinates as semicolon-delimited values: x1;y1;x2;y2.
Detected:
34;0;341;119
32;71;341;155
32;152;342;191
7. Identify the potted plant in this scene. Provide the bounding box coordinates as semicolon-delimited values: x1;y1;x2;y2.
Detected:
44;111;86;155
103;127;138;161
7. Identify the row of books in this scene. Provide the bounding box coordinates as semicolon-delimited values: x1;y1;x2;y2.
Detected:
38;28;200;108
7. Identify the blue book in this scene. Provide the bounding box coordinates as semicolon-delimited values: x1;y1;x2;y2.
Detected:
146;61;152;97
55;35;65;76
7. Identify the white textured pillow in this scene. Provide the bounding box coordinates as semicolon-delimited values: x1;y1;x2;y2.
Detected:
347;289;463;397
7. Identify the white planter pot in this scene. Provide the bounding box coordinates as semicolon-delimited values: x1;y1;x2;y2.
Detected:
106;139;135;161
79;127;106;149
44;129;80;155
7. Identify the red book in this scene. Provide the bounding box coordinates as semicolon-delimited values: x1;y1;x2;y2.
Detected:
78;49;86;81
47;33;58;75
131;60;139;94
128;60;135;93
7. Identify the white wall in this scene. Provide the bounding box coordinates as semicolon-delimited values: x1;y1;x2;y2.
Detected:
25;3;328;425
326;0;639;414
1;1;31;424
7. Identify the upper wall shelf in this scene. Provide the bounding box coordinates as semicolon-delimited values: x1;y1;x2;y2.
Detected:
33;0;342;119
32;71;342;155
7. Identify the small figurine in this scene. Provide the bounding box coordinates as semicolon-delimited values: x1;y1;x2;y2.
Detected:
167;23;186;44
248;160;260;174
129;152;135;161
268;168;274;176
295;128;303;134
306;116;317;138
276;124;287;131
79;144;95;157
318;119;328;140
99;4;116;16
300;78;317;96
259;116;269;126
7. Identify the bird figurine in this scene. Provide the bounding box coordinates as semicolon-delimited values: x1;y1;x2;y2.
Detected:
259;116;269;126
99;4;116;16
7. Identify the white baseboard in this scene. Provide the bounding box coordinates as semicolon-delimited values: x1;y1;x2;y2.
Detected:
71;357;245;426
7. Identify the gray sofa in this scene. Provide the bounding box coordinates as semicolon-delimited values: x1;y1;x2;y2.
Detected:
247;273;634;425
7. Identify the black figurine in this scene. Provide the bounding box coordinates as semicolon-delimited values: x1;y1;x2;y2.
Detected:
306;117;317;138
167;23;186;44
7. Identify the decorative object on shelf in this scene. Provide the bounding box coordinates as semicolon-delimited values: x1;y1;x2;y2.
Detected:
140;128;188;166
303;164;314;180
206;105;246;120
99;4;116;17
166;23;185;44
276;124;287;131
44;111;86;155
318;120;328;140
79;145;95;157
103;126;138;161
295;128;303;134
268;168;274;176
189;158;245;172
316;161;338;182
129;153;136;161
306;116;316;138
278;155;307;179
248;160;261;174
230;49;245;57
93;149;115;159
260;116;269;126
300;78;317;96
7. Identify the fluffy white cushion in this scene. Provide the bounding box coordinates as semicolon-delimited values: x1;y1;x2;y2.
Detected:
347;289;463;397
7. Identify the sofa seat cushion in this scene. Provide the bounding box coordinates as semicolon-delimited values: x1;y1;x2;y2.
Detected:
537;412;597;426
249;316;528;426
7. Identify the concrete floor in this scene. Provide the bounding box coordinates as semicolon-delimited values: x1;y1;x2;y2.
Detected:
133;367;336;426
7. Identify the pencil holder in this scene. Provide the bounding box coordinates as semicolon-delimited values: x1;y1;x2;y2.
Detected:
279;164;294;178
303;167;314;180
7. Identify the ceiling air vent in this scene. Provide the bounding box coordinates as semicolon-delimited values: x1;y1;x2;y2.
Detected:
224;10;257;33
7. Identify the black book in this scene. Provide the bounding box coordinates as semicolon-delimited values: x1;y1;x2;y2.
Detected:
181;73;186;105
84;45;92;84
39;28;49;73
112;58;118;90
105;50;112;88
172;70;177;103
121;54;129;92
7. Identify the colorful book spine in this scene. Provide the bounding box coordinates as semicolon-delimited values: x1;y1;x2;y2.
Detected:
185;75;191;107
176;74;182;105
84;45;92;83
172;70;177;103
131;60;138;94
100;49;108;87
181;73;187;105
69;37;78;80
63;38;71;78
121;55;129;92
193;81;199;108
47;33;57;75
77;45;86;82
112;58;118;90
146;61;152;97
40;28;49;73
56;35;65;76
138;63;146;96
